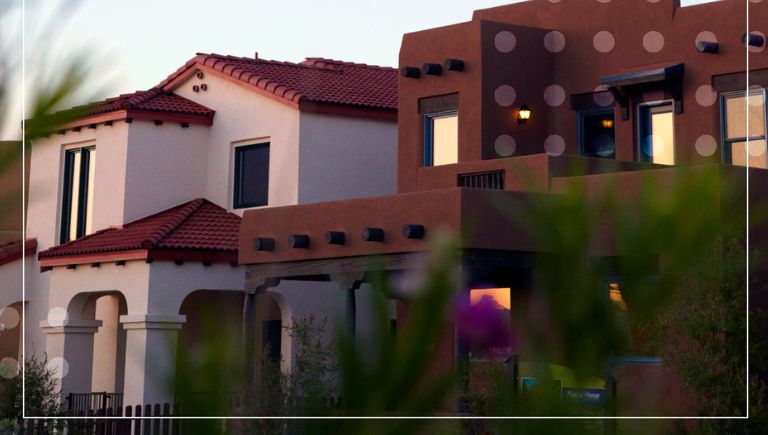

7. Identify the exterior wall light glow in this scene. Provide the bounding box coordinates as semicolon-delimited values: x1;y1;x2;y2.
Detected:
516;104;531;125
602;119;614;129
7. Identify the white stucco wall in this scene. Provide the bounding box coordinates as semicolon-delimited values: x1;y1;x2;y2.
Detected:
298;112;397;203
123;122;210;222
172;73;301;213
28;124;130;250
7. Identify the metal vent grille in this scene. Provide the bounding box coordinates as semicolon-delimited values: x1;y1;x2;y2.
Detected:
458;170;505;190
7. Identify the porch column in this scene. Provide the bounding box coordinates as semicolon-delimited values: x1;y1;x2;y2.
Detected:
242;277;279;385
41;319;102;400
331;273;364;343
119;314;186;405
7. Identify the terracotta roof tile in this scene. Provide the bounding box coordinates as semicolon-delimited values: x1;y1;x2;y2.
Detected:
159;53;398;111
73;88;214;118
0;238;37;267
38;199;240;259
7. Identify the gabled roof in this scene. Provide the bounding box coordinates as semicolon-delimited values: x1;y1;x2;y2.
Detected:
159;53;398;114
38;199;240;268
0;238;37;267
82;88;215;118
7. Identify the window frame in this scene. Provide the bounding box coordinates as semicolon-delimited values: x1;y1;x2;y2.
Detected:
720;88;768;167
233;142;270;210
60;145;95;244
578;107;616;159
637;100;676;165
423;109;459;167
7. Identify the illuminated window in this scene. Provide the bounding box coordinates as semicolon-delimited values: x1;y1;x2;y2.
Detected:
60;146;96;243
608;283;627;310
420;93;459;167
722;91;767;169
466;287;512;360
639;102;675;165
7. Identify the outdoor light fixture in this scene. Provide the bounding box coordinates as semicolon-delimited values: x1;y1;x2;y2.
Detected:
602;119;614;129
289;234;310;249
325;231;346;245
362;227;385;242
402;224;426;239
253;237;275;252
516;104;531;125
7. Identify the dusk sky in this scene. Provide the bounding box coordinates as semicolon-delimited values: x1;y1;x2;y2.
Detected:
0;0;726;139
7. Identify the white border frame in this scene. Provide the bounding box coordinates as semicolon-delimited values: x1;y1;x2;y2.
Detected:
20;0;753;422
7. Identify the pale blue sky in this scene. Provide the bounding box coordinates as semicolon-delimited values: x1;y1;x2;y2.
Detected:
2;0;718;139
26;0;717;95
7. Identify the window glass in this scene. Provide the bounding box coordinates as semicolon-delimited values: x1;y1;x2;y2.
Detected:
723;91;767;169
639;103;675;165
581;110;615;158
430;113;459;166
234;143;270;209
725;94;766;139
465;287;512;361
60;146;95;244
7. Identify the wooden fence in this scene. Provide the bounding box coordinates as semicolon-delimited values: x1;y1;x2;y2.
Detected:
19;402;181;435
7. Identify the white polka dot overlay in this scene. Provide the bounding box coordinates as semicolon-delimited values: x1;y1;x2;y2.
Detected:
643;31;665;53
495;31;517;53
47;307;69;327
494;85;517;107
495;135;517;157
0;306;20;329
48;357;70;379
695;135;718;157
544;135;566;156
695;85;718;107
544;31;566;53
593;31;615;53
544;85;566;107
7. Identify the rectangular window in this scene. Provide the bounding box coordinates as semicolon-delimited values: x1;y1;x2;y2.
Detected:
420;93;459;167
638;102;675;165
722;90;767;169
60;146;96;244
579;109;616;158
233;142;270;209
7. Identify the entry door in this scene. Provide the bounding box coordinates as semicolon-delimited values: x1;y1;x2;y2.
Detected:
262;320;282;362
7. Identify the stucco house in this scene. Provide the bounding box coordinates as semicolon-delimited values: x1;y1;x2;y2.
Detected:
0;53;397;405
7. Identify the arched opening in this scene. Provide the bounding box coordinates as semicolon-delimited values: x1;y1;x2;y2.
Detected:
90;294;127;393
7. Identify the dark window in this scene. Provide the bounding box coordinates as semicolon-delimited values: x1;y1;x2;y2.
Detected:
60;146;96;244
233;143;270;209
722;90;767;169
262;320;282;363
638;101;675;165
579;109;616;158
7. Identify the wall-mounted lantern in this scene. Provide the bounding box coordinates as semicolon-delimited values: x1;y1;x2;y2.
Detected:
516;104;531;125
601;119;614;129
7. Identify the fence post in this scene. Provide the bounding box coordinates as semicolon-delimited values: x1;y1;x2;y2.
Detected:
134;404;142;435
162;403;171;435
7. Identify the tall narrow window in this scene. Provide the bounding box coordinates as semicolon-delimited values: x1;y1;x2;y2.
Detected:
722;91;767;169
60;146;96;244
233;142;270;209
579;109;616;158
420;93;459;167
638;102;675;165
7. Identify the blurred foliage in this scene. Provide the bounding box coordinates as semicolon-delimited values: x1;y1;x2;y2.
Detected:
0;2;93;238
660;234;768;433
0;354;62;426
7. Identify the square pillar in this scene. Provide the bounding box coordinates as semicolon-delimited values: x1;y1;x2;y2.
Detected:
120;314;185;406
41;320;102;402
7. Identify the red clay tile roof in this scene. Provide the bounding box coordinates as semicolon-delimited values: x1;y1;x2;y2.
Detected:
38;199;240;260
0;238;37;267
159;53;398;111
71;88;215;118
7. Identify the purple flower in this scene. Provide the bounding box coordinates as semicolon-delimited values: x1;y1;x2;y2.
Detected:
455;294;515;358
